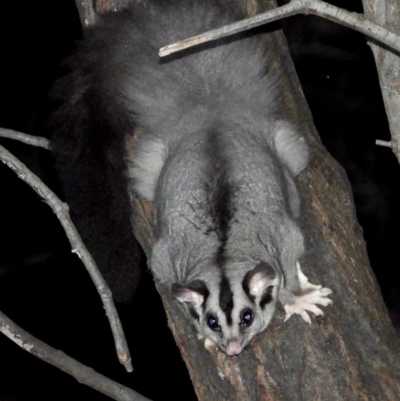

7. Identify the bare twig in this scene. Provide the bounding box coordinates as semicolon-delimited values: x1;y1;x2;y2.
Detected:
74;0;128;27
159;0;400;57
0;143;133;372
0;128;50;150
376;139;393;148
0;310;152;401
74;0;97;27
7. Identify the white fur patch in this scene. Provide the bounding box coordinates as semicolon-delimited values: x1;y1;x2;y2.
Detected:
174;288;205;307
127;139;167;201
204;338;216;351
249;271;275;297
273;121;309;176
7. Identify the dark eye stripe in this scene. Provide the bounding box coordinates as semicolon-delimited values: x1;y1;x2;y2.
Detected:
219;275;234;325
188;306;199;321
259;287;274;309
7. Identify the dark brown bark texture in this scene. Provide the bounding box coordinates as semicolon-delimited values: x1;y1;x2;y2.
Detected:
92;0;400;399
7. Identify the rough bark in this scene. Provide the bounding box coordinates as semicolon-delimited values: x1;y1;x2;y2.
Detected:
85;0;400;399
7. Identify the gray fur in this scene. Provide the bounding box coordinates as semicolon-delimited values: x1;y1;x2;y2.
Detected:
53;0;331;355
120;0;317;354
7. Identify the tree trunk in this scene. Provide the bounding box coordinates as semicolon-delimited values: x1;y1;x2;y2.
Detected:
90;0;400;399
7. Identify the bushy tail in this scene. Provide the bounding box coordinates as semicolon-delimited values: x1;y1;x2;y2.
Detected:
50;66;143;304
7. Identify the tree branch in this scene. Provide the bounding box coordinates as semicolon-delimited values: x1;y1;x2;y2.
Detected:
74;0;97;27
0;310;152;401
0;128;50;149
362;0;400;164
376;139;393;148
159;0;400;57
0;141;133;373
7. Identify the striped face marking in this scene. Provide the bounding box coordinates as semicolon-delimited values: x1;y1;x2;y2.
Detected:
219;275;234;325
172;262;280;356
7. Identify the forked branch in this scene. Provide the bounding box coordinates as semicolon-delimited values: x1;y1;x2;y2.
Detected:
0;310;152;401
0;137;133;372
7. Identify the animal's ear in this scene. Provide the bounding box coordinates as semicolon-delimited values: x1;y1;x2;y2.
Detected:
243;262;277;297
172;280;209;307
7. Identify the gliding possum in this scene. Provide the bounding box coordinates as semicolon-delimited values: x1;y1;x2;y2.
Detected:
51;0;332;356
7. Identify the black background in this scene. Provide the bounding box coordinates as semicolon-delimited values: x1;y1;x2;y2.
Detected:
0;0;399;400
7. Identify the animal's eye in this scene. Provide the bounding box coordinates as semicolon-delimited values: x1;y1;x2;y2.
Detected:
240;309;254;326
207;314;221;331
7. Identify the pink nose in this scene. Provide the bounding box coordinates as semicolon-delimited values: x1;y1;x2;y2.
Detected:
226;340;243;356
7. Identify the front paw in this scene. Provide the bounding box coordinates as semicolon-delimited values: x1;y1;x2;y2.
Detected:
283;286;332;323
284;262;333;323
